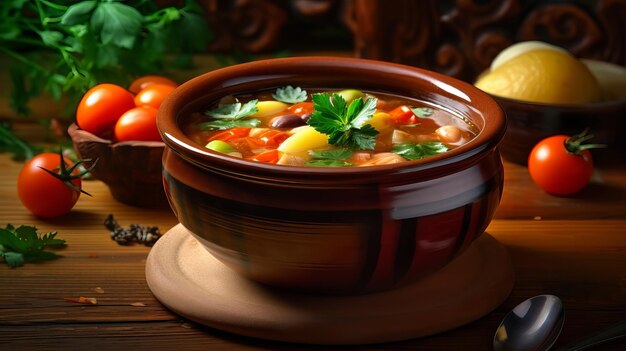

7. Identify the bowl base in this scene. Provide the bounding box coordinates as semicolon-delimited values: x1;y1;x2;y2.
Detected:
145;224;514;345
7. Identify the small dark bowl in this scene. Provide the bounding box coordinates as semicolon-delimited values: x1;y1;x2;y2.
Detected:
157;57;506;294
68;123;167;207
495;96;626;165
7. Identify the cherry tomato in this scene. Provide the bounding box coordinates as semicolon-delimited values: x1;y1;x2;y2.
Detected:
128;75;178;94
114;106;161;142
76;84;135;137
17;153;84;218
134;84;176;109
528;134;594;195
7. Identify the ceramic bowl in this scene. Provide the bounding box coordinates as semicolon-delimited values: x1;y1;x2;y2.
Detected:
495;96;626;165
68;123;167;207
157;57;506;294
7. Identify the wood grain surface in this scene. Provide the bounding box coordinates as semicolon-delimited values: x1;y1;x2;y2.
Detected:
1;152;625;350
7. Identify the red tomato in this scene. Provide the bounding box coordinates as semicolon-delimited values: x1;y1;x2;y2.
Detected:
114;106;161;142
76;84;135;137
389;105;418;125
528;135;594;195
17;153;83;218
129;75;178;94
134;84;176;109
286;102;314;116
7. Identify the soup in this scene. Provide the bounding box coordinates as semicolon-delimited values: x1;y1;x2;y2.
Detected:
183;86;477;167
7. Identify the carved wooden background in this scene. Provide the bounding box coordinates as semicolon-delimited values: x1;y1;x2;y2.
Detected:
194;0;626;82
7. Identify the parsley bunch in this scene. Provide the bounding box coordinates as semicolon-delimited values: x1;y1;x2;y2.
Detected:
0;0;212;117
307;92;379;150
0;224;66;268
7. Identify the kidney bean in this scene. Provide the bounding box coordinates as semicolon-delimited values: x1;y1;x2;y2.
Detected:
270;114;307;128
300;113;312;122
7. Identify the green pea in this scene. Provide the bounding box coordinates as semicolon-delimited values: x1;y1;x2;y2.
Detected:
335;89;365;104
206;140;236;154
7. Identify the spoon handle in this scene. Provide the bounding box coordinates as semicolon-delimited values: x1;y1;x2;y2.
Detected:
555;319;626;351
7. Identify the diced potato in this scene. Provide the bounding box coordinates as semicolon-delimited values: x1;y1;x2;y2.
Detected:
251;101;289;118
335;89;365;104
277;126;329;156
277;153;309;166
391;129;415;145
368;112;393;133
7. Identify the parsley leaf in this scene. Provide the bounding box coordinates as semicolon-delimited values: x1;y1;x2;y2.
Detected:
272;86;307;104
0;224;66;268
410;107;434;118
308;92;379;150
393;142;449;160
201;99;260;130
197;118;261;131
205;100;259;119
306;148;353;167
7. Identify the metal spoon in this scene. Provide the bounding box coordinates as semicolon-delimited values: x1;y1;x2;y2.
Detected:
494;295;626;351
493;294;565;351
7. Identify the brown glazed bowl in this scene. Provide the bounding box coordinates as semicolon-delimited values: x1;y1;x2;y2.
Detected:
157;57;506;294
495;96;626;165
68;123;167;207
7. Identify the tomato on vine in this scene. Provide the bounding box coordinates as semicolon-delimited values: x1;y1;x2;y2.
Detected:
528;131;605;195
17;151;93;218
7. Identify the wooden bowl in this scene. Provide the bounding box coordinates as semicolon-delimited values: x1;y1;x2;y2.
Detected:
494;96;626;166
157;57;507;294
68;123;167;207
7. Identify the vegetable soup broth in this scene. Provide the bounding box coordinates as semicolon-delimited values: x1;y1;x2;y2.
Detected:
183;88;477;167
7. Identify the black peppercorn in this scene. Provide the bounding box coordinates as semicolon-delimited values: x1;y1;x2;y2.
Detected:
104;214;162;246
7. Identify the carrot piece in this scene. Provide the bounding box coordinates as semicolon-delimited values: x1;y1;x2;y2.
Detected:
250;149;280;164
208;127;251;142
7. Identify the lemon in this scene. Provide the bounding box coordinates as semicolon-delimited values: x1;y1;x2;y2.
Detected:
475;49;602;104
490;41;567;71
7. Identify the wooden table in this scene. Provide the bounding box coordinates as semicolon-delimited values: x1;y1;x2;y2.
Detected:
1;152;625;350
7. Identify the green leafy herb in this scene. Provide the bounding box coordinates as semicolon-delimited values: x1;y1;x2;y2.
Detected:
306;148;353;167
272;86;307;104
393;142;449;160
0;224;66;268
201;100;260;130
205;100;259;119
0;124;43;161
410;107;434;118
1;0;212;118
197;119;261;131
308;92;379;150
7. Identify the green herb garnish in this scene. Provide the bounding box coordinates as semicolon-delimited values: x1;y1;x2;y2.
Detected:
393;142;449;160
197;119;261;131
0;124;43;161
1;0;212;118
308;92;379;150
410;107;434;118
306;148;353;167
205;100;259;119
0;224;66;268
201;100;260;130
273;86;307;104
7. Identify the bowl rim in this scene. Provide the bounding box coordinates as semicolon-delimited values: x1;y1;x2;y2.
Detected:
157;56;506;177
